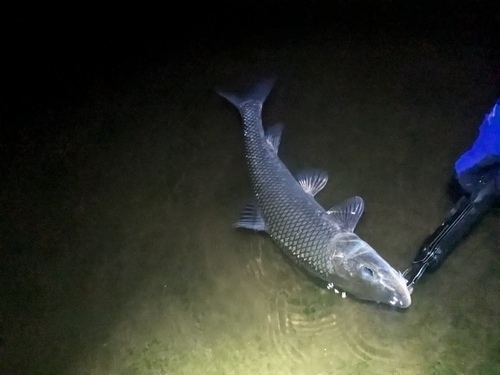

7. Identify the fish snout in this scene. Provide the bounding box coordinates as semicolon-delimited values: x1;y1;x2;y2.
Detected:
384;271;412;308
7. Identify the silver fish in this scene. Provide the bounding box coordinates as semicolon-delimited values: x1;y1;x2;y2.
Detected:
218;79;411;308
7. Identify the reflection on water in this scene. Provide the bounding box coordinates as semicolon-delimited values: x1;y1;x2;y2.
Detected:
2;32;498;375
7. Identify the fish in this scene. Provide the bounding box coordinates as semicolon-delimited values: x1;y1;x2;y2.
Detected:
217;79;411;308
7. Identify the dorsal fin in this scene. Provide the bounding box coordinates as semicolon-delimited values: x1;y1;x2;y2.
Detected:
234;201;267;232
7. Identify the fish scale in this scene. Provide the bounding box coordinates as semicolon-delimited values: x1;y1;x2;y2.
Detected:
240;102;336;277
218;79;411;308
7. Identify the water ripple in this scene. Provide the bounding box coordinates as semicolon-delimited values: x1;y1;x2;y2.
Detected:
244;238;398;369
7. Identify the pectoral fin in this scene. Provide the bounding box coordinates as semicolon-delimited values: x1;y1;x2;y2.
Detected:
326;196;364;232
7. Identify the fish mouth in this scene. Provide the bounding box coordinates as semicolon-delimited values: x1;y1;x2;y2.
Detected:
384;272;412;308
365;260;413;308
387;291;411;308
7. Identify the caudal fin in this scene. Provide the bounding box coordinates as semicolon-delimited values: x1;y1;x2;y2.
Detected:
216;78;276;109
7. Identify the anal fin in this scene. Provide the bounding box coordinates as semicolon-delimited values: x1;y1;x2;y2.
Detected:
266;123;284;153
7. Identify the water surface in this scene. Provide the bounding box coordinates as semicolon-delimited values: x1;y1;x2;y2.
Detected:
2;21;498;375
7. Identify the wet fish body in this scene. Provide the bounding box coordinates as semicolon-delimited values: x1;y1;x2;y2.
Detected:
218;80;411;308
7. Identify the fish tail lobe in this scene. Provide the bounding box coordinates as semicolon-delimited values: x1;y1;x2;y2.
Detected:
217;78;276;109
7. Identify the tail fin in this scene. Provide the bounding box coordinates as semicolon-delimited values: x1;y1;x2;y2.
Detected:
216;78;276;109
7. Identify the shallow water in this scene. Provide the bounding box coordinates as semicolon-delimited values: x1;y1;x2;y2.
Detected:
2;30;499;374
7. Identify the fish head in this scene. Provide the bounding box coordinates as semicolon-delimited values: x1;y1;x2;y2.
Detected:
329;232;411;308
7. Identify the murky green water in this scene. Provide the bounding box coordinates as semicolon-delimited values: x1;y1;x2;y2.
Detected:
2;33;498;374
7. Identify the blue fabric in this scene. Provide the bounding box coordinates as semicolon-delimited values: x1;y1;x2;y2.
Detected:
455;100;500;195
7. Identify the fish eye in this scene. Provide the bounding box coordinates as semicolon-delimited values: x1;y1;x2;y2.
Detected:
361;266;374;280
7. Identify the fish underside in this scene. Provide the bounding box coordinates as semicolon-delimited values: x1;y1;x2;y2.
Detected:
218;79;411;308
